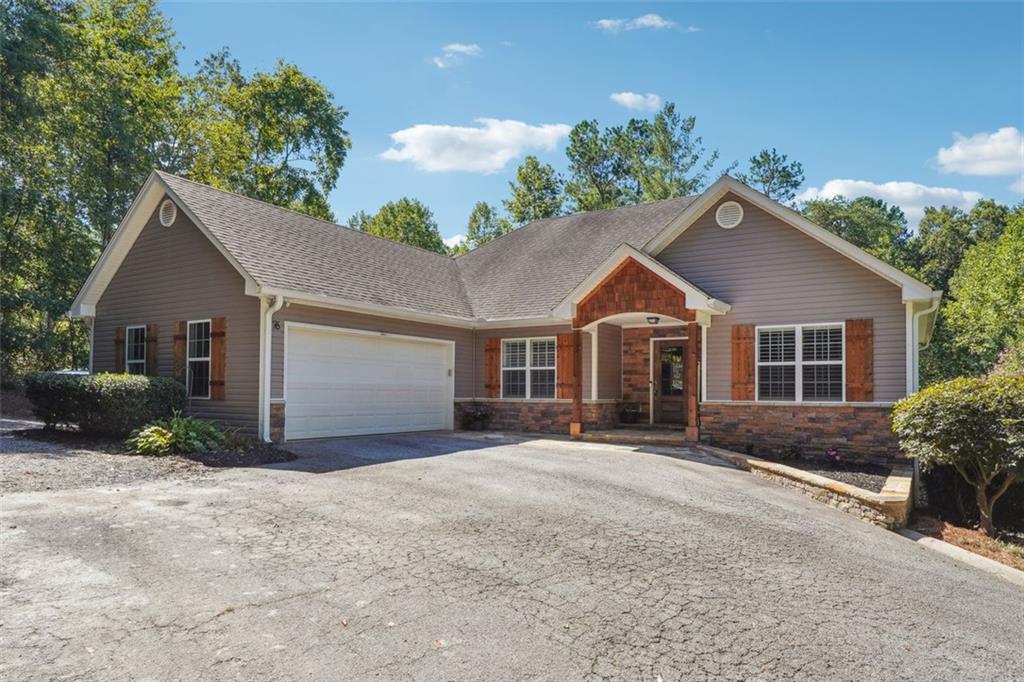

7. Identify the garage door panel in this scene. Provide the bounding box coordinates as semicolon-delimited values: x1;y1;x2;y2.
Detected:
285;326;453;439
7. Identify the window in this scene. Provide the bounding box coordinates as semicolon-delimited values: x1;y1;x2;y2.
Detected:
756;324;843;402
187;320;211;398
126;326;146;375
502;338;556;399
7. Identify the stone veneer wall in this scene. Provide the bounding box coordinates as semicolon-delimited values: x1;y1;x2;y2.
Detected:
699;402;901;465
621;326;688;420
456;400;618;433
269;402;286;442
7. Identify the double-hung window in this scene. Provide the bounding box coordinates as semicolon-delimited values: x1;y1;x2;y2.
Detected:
756;324;843;402
187;320;211;399
125;326;146;375
502;338;556;399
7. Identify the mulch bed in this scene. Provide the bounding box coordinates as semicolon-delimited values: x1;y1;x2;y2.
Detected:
910;515;1024;572
764;457;892;493
183;443;296;468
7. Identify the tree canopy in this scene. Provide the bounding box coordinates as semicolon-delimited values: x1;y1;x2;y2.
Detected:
1;0;350;378
801;196;913;270
465;201;512;248
351;198;446;254
737;148;805;203
503;156;564;225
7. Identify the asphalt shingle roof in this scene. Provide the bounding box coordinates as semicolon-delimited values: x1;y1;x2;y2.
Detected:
157;172;697;322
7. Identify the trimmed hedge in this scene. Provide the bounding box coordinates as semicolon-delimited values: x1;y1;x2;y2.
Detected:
24;372;186;437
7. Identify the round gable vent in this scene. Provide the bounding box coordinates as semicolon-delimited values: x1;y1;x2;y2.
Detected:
159;199;177;227
715;200;744;229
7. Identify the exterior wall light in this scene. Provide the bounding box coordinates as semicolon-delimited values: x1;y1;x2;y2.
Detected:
647;316;660;325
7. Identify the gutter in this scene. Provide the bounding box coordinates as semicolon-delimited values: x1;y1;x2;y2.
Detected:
261;294;285;442
914;293;942;350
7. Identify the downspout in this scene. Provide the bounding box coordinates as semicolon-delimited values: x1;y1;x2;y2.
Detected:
911;297;941;392
262;295;285;442
910;295;940;510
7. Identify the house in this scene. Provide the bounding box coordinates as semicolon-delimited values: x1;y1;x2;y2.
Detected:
70;172;941;462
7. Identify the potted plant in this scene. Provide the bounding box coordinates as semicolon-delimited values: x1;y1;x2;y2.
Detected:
460;402;493;431
618;401;642;425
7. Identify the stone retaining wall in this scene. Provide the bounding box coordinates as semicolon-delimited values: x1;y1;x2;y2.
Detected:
700;401;901;465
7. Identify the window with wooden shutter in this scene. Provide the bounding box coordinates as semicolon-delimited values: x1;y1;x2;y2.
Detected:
484;337;501;398
145;324;159;376
731;324;755;400
556;333;575;399
845;319;874;402
173;321;187;385
210;317;226;400
114;327;126;373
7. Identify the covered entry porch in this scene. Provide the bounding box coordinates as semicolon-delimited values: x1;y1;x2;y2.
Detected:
552;245;730;442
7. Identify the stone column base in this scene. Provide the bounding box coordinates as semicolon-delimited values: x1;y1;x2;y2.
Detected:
269;401;285;443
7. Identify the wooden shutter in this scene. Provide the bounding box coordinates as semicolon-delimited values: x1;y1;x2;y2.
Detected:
845;319;874;402
731;324;755;400
210;317;227;400
114;327;126;373
556;333;575;399
172;321;187;385
484;337;501;398
145;324;159;376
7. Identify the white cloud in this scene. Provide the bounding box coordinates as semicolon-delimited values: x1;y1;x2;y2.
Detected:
685;26;701;33
610;92;662;111
432;42;482;69
936;126;1024;176
444;234;466;248
1011;176;1024;194
593;13;679;32
796;179;984;227
380;118;571;173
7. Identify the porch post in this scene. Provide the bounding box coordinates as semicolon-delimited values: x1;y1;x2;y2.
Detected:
570;328;583;437
686;321;700;442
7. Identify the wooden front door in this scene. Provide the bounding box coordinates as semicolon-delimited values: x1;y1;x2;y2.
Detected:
652;340;686;424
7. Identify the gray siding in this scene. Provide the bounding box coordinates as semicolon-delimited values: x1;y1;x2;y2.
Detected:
657;194;907;402
596;323;622;399
93;197;261;431
271;304;475;400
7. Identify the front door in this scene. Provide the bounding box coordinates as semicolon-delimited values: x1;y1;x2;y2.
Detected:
652;340;686;424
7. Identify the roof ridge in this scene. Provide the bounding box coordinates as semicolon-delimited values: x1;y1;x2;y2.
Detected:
455;194;697;263
154;170;458;263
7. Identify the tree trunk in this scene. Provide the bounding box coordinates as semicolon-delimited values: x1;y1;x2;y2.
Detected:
974;483;995;537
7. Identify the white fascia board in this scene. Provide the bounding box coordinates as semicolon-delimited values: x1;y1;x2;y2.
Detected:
550;243;731;320
644;175;936;302
69;172;259;317
258;286;482;329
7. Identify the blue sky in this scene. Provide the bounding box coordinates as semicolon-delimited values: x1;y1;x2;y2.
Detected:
161;2;1024;244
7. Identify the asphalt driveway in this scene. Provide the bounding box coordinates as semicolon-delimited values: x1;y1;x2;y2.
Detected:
2;433;1021;680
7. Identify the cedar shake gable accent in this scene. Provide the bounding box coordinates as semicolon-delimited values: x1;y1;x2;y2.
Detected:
572;257;694;329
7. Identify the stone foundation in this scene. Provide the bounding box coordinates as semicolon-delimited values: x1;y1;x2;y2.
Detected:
269;401;286;443
699;401;902;465
456;399;618;433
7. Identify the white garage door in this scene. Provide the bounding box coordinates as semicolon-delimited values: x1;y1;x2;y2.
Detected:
284;325;453;440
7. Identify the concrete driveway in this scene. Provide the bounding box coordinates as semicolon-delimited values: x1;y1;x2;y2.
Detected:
2;434;1021;680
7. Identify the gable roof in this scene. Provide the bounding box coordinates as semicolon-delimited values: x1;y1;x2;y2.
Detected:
72;171;939;328
454;196;699;320
645;175;940;303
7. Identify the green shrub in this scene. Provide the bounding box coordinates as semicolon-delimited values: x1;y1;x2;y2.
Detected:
24;372;87;428
127;413;225;455
892;373;1024;536
126;425;175;456
23;372;186;436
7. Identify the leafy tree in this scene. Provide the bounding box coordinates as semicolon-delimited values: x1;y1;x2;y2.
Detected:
466;201;512;248
564;102;724;212
564;119;629;211
801;196;914;269
737;148;805;203
167;51;350;221
503;156;563;225
352;198;447;254
968;198;1011;242
932;213;1024;377
913;206;975;293
892;373;1024;536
